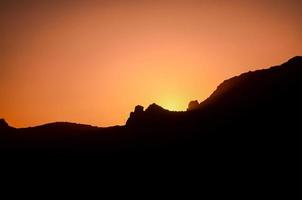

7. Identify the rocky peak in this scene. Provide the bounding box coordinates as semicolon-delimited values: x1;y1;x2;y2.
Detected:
134;105;144;113
187;100;199;111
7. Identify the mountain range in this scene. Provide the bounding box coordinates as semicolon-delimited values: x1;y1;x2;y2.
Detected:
1;56;302;157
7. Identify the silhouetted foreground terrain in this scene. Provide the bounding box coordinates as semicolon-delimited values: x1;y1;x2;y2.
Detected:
1;56;302;157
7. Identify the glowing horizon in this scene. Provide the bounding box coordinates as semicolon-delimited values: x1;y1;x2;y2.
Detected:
1;0;302;128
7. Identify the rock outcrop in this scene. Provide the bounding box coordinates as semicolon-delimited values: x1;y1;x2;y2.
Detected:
187;100;199;111
0;119;9;128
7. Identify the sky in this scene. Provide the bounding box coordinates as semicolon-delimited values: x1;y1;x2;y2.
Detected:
1;0;302;128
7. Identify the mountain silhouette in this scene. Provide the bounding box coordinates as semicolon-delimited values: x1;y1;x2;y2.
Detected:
0;119;15;133
1;56;301;157
187;100;199;111
0;119;9;128
127;56;302;129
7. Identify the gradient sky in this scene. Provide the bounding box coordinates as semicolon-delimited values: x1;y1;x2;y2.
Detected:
1;0;302;128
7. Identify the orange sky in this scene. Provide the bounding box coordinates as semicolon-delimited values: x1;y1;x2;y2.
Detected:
1;0;302;128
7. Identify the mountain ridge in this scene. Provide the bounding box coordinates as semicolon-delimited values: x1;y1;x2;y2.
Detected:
126;56;302;127
2;56;302;130
1;56;301;156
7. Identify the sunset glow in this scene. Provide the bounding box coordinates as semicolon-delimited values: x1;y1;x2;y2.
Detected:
1;0;302;127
